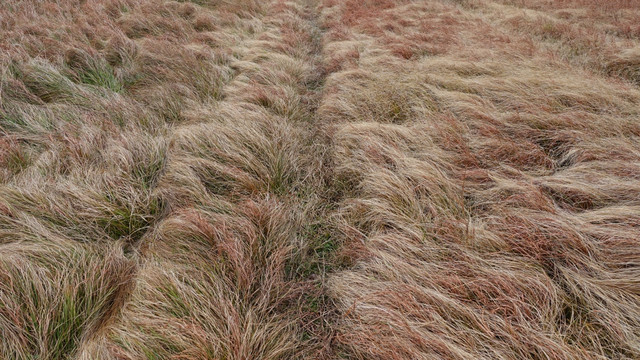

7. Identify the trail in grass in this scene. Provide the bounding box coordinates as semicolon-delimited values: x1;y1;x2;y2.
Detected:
79;0;338;358
0;0;336;358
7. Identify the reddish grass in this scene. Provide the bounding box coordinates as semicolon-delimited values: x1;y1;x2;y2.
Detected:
2;0;640;358
319;0;640;358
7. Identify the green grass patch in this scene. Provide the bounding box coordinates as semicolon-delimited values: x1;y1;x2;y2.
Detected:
78;63;123;93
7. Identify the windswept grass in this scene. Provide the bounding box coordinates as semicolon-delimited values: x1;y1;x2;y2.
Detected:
0;244;135;360
1;0;640;359
319;0;640;359
1;0;329;358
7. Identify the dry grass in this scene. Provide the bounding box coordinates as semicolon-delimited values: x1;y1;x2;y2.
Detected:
485;0;640;84
319;0;640;359
1;0;330;359
1;0;640;359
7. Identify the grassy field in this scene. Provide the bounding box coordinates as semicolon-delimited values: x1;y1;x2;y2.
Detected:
0;0;639;359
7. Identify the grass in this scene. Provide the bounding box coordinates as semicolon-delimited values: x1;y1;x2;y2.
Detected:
318;0;640;359
1;0;640;359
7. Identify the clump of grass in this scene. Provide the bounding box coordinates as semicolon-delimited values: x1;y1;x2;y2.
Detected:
103;199;309;359
1;141;34;176
0;107;55;134
97;198;160;242
17;60;84;104
320;70;439;124
0;244;135;360
606;48;640;85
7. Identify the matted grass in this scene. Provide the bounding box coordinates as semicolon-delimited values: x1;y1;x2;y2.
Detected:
1;0;639;359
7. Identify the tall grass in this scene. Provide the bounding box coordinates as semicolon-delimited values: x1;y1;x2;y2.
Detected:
319;0;640;358
1;0;640;359
1;0;329;358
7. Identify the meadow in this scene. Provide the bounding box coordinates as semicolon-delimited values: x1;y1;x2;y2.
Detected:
0;0;639;359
